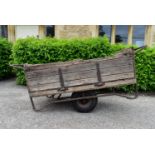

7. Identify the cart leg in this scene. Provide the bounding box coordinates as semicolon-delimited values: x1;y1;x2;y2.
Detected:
134;83;138;98
29;96;38;112
123;83;138;99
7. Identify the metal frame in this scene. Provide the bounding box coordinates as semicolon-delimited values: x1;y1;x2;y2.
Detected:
58;68;68;91
11;46;146;112
29;96;37;111
95;62;105;86
28;82;138;112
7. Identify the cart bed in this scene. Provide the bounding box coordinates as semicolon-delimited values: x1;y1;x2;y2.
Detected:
24;48;136;97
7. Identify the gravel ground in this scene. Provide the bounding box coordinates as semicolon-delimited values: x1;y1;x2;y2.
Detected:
0;78;155;129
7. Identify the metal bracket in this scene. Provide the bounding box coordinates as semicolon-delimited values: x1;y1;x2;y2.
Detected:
125;83;138;99
58;68;68;91
95;62;105;86
29;96;53;112
111;83;138;99
28;83;138;112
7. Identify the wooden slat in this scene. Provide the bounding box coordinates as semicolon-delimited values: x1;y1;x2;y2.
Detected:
26;54;133;79
65;72;134;87
29;72;134;92
29;78;136;97
24;48;133;72
27;64;134;87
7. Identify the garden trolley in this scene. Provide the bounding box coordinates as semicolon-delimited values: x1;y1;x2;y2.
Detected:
12;46;146;112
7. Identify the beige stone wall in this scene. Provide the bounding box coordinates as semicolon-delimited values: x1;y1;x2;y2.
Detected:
8;25;16;42
55;25;98;39
150;25;155;46
7;25;155;46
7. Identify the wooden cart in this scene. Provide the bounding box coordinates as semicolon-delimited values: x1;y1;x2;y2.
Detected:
12;46;146;112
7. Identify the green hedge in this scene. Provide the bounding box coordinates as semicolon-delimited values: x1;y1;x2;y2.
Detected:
0;37;13;79
11;37;155;92
111;45;155;92
136;48;155;91
12;37;112;84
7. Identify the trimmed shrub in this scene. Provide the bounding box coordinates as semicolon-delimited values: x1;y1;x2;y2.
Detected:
136;47;155;91
111;45;155;92
111;44;155;92
12;36;112;85
0;37;13;79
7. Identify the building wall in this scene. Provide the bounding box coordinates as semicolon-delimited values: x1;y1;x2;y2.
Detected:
55;25;98;38
6;25;155;46
151;25;155;45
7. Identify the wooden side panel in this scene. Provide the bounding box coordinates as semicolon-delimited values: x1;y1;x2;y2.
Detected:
29;79;136;97
24;49;136;97
25;48;133;71
26;55;133;78
29;72;134;92
27;64;133;86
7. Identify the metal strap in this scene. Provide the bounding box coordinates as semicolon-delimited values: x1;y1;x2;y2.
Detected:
95;62;105;86
58;68;67;91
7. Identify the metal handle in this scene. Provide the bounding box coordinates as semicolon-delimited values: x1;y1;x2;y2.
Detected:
10;64;24;69
133;45;147;52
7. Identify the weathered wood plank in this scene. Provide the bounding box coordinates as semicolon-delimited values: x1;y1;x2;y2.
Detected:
66;72;134;87
28;72;134;92
25;49;133;73
27;64;134;86
29;78;136;97
26;56;133;79
24;48;136;98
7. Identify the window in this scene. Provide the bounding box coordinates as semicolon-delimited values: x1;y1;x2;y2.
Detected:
45;25;55;37
133;25;146;46
0;25;8;38
99;25;112;41
99;25;128;43
98;25;151;46
115;25;128;43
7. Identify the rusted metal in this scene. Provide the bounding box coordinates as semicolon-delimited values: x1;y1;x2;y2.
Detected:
58;68;68;91
10;64;24;69
94;62;105;86
133;45;147;52
29;96;37;111
27;86;139;112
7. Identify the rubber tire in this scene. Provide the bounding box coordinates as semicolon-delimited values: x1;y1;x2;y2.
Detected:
72;91;98;113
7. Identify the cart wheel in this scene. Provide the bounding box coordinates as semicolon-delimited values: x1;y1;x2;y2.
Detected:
72;91;98;113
